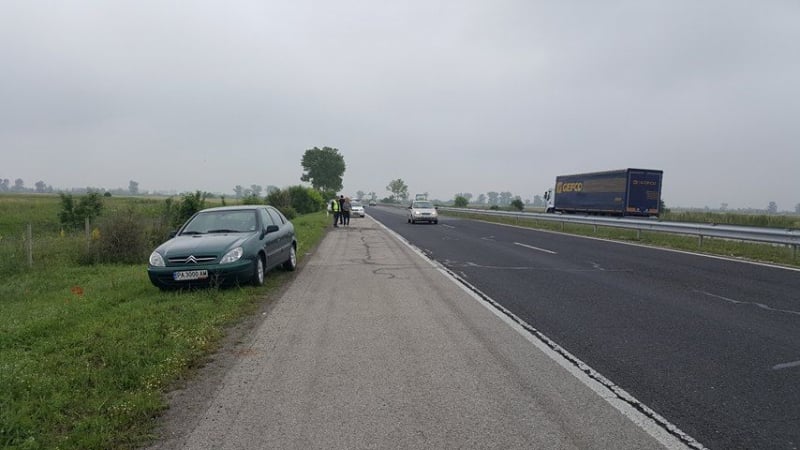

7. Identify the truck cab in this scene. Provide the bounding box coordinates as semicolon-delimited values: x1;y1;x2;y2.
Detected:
543;188;555;213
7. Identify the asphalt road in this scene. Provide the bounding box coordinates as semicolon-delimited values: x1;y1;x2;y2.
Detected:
367;205;800;450
149;214;684;450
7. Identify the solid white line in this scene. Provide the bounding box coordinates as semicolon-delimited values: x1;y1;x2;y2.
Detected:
514;242;557;254
773;360;800;371
368;215;702;450
441;224;455;229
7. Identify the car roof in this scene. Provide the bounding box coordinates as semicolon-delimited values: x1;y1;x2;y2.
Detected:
198;205;269;212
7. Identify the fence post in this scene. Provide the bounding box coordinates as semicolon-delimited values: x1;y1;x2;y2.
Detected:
85;217;91;249
698;234;704;247
27;224;33;267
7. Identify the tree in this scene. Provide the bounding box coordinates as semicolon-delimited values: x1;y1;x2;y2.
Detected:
532;195;544;207
386;179;408;202
454;195;469;208
250;185;263;197
477;193;486;205
35;181;47;193
356;190;366;200
487;192;499;205
58;192;104;229
300;146;346;192
233;185;244;199
499;191;513;205
13;178;24;192
129;180;139;195
767;201;778;214
510;198;524;211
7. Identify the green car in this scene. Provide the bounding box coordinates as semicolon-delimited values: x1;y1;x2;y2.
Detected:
148;205;297;290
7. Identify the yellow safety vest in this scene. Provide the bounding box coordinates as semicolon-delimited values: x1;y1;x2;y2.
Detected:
331;200;341;212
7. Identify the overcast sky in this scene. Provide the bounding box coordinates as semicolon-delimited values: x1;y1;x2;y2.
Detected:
2;1;798;210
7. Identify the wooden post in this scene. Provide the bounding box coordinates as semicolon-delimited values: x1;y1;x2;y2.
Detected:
26;224;33;267
698;234;704;247
85;217;91;249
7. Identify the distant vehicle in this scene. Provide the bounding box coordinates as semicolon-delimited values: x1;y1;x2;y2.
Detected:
368;200;377;206
544;168;663;217
350;201;365;218
414;193;428;201
147;205;296;290
407;200;438;224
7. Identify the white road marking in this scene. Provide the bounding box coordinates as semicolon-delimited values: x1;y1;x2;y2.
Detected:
694;290;800;317
514;242;558;254
441;224;455;229
480;235;495;241
772;360;800;371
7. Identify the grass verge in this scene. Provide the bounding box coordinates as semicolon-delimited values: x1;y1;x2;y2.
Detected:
0;211;330;449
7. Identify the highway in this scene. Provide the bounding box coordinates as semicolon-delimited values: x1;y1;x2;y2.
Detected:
367;205;800;450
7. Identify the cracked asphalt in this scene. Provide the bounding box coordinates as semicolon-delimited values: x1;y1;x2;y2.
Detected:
147;216;680;450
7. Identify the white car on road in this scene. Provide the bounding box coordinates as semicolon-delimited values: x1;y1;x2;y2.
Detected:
351;201;365;218
407;200;438;224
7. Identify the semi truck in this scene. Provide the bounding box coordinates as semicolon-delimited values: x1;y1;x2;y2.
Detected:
543;168;663;217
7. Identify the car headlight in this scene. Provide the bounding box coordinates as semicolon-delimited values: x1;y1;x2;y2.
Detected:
149;251;165;267
220;247;244;264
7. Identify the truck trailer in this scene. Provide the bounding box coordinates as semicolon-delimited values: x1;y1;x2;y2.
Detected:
544;168;663;217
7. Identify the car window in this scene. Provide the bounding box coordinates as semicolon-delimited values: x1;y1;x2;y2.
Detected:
184;210;257;233
259;208;274;227
351;201;362;207
266;207;284;225
414;201;433;208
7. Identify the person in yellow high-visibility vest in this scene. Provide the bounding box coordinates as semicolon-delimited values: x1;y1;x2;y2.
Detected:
330;197;341;228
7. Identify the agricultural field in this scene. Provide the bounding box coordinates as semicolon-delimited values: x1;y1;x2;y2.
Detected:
0;193;330;449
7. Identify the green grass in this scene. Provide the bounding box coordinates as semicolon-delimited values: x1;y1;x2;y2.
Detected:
0;204;330;449
442;210;800;267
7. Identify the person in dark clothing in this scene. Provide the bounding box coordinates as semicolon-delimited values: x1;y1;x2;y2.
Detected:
338;195;345;225
342;197;352;226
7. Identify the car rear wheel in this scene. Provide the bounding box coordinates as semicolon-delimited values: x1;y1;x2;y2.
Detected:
252;256;265;286
283;244;297;271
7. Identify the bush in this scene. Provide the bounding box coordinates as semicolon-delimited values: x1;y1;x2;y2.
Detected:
288;185;325;214
59;192;104;230
510;199;524;211
266;188;291;211
453;196;468;208
82;210;151;264
241;194;263;205
174;191;208;227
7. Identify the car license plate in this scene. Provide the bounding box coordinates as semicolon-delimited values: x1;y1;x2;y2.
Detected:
173;270;209;281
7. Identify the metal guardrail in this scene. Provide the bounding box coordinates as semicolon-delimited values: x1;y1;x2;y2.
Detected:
437;207;800;255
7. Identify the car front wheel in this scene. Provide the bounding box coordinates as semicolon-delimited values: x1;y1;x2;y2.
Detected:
252;256;265;286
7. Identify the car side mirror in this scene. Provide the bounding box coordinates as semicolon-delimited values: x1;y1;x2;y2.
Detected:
265;225;279;234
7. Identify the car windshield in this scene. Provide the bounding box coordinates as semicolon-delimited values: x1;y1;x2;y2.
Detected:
413;201;433;208
182;210;258;234
351;201;362;207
